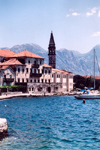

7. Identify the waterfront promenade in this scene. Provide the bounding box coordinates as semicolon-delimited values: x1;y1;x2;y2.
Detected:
0;90;99;100
0;91;79;100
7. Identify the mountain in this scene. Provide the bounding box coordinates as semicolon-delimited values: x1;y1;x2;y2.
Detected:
1;43;100;75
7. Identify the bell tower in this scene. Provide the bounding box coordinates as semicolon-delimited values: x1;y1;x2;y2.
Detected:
48;32;56;68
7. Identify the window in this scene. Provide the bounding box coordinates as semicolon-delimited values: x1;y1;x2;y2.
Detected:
3;82;6;86
42;79;43;83
70;83;73;86
29;88;31;91
38;69;40;73
69;75;73;79
10;75;12;78
34;79;36;83
4;75;6;78
18;78;20;83
22;68;24;73
45;70;47;74
28;60;30;64
55;87;58;90
18;68;20;73
30;68;32;73
32;87;34;91
34;69;36;73
30;79;32;83
26;79;28;83
45;79;47;83
63;75;66;78
40;60;42;65
52;74;54;77
22;78;24;83
26;68;28;73
48;70;51;74
49;79;50;83
38;87;42;91
7;69;9;75
42;69;44;74
38;79;40;83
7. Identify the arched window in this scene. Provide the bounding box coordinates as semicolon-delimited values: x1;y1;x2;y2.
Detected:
28;60;30;64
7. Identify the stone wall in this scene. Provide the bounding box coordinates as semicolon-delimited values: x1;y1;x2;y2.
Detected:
27;83;62;94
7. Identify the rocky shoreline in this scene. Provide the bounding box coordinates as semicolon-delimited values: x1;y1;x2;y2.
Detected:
0;118;8;140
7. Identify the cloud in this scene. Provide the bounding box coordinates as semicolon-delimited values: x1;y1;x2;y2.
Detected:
69;9;73;12
72;12;80;16
98;11;100;17
86;12;93;17
91;32;100;37
91;7;97;13
86;7;97;17
66;14;70;17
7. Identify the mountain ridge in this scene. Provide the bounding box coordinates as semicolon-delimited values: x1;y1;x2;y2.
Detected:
1;43;100;76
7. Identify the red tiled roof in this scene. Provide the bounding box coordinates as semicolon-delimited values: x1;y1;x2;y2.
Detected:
0;65;9;70
95;76;100;80
43;64;52;68
0;49;15;57
62;69;73;74
10;49;44;59
83;75;90;78
52;68;68;74
83;75;100;80
0;58;24;66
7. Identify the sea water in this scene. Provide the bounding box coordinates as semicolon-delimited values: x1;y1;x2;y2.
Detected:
0;96;100;150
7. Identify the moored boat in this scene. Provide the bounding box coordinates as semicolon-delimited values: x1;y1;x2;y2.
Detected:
75;49;100;100
75;93;100;99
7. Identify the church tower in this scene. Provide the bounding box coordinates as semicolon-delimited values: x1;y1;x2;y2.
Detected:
48;32;56;68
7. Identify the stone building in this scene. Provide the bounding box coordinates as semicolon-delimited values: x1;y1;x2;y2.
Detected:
0;33;73;93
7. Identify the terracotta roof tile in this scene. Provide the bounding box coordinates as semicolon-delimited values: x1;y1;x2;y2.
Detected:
0;49;15;57
0;58;24;66
62;70;69;73
10;49;44;59
83;76;100;80
95;76;100;80
43;64;52;68
0;65;9;70
83;75;90;78
52;68;68;74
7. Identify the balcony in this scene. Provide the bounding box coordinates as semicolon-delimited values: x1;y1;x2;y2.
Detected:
30;73;42;78
3;78;14;82
32;64;39;68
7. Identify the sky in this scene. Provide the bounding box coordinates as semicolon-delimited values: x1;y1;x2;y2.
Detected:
0;0;100;53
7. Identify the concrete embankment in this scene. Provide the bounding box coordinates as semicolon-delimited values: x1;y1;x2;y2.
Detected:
0;118;8;140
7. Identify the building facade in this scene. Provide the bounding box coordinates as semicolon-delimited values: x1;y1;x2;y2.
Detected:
0;34;73;93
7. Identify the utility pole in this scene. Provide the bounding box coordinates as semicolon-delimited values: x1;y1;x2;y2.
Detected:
94;49;95;89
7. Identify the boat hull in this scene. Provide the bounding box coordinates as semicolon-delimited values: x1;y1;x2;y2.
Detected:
75;94;100;99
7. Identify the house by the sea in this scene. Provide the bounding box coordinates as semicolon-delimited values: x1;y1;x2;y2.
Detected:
0;33;73;94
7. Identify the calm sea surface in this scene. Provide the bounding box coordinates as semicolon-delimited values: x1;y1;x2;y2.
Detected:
0;96;100;150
